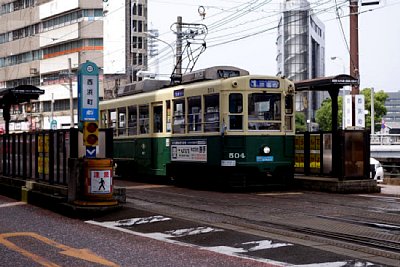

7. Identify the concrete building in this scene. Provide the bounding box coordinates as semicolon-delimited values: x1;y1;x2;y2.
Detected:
103;0;148;99
0;0;104;131
382;91;400;133
276;0;326;130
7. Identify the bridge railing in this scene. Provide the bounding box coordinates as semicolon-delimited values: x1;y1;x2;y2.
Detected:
370;134;400;145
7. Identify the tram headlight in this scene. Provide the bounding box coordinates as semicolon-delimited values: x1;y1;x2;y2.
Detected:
263;146;271;154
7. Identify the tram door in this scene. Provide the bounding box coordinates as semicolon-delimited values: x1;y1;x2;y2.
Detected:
151;103;168;176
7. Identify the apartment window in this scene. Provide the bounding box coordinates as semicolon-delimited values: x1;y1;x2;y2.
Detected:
138;4;143;16
132;3;137;15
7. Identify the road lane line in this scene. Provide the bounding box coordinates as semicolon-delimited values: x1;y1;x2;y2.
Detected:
0;202;26;208
0;232;119;267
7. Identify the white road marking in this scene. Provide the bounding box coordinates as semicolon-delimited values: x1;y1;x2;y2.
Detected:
0;202;26;208
114;216;171;226
85;219;377;267
165;226;223;237
242;240;293;251
85;219;289;266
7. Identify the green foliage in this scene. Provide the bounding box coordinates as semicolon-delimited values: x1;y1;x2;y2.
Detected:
315;88;388;131
361;88;388;132
315;98;333;131
295;112;307;132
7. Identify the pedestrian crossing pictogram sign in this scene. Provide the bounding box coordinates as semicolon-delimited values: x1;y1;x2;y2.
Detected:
90;170;112;194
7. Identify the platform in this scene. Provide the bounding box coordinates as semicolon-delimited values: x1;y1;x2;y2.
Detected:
294;175;381;193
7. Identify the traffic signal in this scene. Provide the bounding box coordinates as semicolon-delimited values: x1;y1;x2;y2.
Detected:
83;121;99;146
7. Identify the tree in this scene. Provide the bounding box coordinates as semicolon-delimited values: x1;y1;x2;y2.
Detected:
295;112;307;132
361;88;388;132
315;88;387;131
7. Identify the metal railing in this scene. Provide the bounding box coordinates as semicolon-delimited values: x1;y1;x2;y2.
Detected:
0;129;79;185
370;134;400;145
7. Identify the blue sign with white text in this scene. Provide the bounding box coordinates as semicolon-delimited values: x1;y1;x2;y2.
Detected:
78;61;99;122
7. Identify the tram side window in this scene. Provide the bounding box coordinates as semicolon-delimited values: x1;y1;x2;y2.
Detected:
188;96;202;132
139;105;149;134
153;105;163;133
109;109;117;135
285;95;293;114
100;111;107;128
118;107;126;135
229;93;243;130
204;94;219;132
128;105;137;135
173;99;185;134
166;100;171;132
248;93;281;131
285;95;294;131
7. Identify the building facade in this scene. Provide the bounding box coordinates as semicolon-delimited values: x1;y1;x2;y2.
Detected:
103;0;148;99
276;0;326;129
0;0;104;131
383;91;400;133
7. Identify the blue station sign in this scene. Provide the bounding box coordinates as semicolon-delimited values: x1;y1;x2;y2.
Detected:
78;61;99;122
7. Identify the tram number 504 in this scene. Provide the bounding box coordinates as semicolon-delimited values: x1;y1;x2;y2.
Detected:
228;153;246;159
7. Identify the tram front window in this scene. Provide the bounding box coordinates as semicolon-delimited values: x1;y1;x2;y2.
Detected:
248;93;281;131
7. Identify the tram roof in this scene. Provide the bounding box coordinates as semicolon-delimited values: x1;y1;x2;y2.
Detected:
0;85;44;108
294;74;358;91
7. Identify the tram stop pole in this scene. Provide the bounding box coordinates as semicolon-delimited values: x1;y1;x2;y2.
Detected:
71;61;118;207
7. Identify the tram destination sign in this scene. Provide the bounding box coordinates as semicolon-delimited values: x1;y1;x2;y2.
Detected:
250;79;280;88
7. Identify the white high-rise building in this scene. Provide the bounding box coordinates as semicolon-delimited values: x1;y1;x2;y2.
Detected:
276;0;326;128
103;0;148;99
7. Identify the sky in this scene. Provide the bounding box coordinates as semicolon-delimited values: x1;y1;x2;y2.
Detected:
147;0;400;92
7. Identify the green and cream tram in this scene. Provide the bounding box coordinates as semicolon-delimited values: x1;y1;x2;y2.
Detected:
100;66;295;186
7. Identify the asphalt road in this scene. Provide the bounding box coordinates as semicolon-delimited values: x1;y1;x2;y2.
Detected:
1;182;399;267
0;195;271;267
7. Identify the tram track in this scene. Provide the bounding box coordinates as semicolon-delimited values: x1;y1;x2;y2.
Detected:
123;186;400;260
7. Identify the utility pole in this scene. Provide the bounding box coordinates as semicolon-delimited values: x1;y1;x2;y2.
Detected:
176;16;183;77
371;87;375;134
349;0;360;95
68;58;74;128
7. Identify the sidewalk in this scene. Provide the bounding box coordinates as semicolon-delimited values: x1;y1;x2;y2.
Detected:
379;184;400;196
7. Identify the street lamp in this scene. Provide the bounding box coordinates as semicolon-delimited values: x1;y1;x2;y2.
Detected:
331;56;347;129
330;56;345;74
144;32;176;76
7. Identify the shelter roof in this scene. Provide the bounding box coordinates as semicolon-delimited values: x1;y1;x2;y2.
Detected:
294;74;358;91
0;85;44;108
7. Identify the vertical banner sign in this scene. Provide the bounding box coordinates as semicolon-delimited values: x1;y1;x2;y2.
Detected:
355;94;365;128
78;61;99;122
344;95;353;128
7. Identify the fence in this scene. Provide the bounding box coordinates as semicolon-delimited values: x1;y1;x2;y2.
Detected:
0;128;79;186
